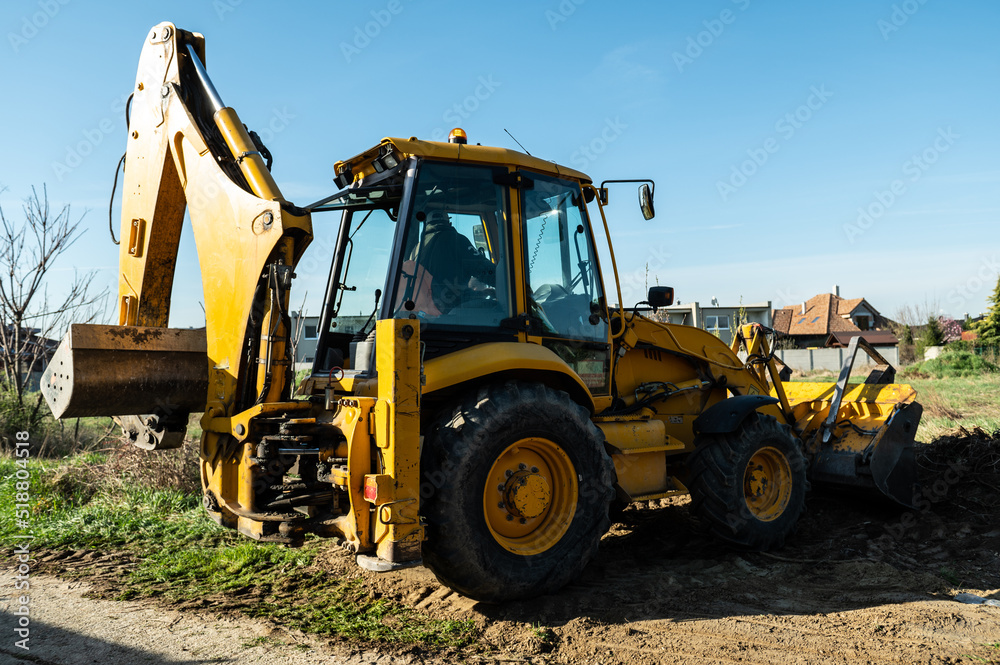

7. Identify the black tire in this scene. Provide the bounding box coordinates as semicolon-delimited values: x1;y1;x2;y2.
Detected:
421;381;615;602
687;413;806;550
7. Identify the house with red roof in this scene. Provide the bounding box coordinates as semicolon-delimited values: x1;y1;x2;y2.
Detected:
771;288;898;350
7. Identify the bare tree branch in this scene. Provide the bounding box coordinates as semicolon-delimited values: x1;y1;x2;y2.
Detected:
0;185;110;415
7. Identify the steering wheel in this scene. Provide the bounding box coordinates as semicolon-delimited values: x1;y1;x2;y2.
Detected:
527;295;559;335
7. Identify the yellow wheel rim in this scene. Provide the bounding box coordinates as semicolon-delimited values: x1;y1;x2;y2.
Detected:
743;446;792;522
483;437;578;555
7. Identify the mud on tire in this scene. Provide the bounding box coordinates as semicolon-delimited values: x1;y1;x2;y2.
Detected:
687;413;807;550
421;381;615;602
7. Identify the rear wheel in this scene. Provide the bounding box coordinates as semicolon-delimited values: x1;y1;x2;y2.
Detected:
687;414;806;550
421;382;614;602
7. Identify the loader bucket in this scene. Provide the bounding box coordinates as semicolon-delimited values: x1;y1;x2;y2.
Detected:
41;323;208;419
805;398;922;508
776;337;922;508
868;402;921;507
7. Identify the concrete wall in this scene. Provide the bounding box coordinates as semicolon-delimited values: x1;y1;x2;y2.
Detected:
923;345;945;361
776;346;900;373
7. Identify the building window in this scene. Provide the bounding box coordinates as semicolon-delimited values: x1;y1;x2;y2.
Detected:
705;315;730;332
304;324;318;339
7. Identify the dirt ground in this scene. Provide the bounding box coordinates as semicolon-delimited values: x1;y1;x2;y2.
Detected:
4;429;999;664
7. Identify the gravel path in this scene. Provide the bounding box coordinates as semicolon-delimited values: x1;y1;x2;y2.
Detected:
0;575;405;665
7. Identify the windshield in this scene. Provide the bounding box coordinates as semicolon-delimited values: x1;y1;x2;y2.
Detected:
390;161;512;329
522;174;607;343
308;164;407;372
331;208;395;335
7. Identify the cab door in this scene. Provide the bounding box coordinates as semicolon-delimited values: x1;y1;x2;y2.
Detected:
518;173;612;395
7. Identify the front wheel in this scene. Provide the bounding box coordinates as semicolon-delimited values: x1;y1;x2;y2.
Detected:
687;414;807;550
421;382;614;602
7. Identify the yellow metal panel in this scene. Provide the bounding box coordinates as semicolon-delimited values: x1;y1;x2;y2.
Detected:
598;419;672;453
780;381;917;407
335;137;593;186
373;319;423;563
612;451;669;498
327;396;375;550
423;342;595;412
597;416;677;498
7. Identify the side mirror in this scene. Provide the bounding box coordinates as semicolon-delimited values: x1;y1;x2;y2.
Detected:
647;286;673;309
639;183;655;220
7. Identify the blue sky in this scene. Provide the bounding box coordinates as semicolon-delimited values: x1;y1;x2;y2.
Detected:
1;0;998;329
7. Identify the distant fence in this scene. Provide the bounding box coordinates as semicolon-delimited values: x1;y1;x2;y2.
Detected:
775;346;900;373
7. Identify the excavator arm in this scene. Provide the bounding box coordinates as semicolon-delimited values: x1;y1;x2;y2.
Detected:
43;23;424;556
44;22;312;435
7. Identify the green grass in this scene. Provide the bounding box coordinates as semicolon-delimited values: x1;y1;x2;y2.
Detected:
0;389;115;457
904;374;1000;440
909;350;998;378
788;370;1000;441
0;457;222;549
789;373;868;383
0;456;476;648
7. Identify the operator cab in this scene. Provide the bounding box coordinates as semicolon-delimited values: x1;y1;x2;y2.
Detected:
309;134;611;392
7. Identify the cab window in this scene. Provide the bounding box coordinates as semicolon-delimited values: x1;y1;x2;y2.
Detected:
522;175;607;343
391;162;512;329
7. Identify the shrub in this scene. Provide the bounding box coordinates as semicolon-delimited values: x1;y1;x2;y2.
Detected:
946;340;969;353
977;276;1000;347
1;388;116;457
922;316;945;348
915;350;999;378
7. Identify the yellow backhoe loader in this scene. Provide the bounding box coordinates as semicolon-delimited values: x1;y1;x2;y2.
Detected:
42;23;922;601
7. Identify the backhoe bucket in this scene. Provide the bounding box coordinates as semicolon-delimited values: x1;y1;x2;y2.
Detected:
41;323;208;419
